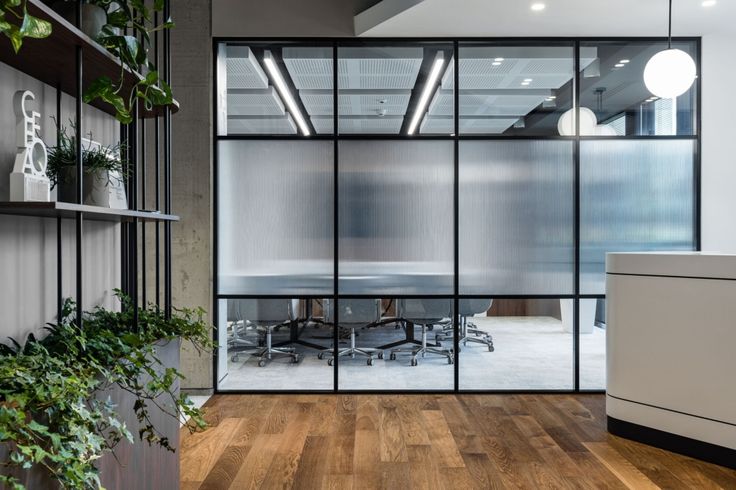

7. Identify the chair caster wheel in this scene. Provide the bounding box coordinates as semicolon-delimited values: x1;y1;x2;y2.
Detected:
389;353;396;361
292;355;300;363
231;356;239;362
258;359;266;367
377;352;384;360
410;358;418;367
427;325;434;331
367;358;374;366
318;353;324;360
488;345;494;352
328;359;334;366
447;357;454;365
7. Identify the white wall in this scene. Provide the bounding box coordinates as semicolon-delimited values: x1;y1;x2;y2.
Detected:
701;33;736;253
0;61;121;343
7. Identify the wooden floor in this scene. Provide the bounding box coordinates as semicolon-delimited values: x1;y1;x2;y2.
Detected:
180;394;736;489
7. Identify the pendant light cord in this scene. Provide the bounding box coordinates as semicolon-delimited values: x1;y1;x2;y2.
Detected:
668;0;673;49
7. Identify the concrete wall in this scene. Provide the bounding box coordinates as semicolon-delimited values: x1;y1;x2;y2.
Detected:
700;32;736;253
170;0;214;392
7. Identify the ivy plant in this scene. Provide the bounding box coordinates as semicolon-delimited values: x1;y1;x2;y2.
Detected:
0;0;52;52
0;292;213;490
83;0;175;123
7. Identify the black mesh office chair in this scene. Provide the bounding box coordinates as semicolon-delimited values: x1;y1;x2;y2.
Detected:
390;299;454;366
227;299;259;362
435;299;495;351
237;299;300;367
318;298;383;366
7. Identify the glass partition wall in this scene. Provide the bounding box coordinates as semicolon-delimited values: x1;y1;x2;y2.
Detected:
214;39;699;393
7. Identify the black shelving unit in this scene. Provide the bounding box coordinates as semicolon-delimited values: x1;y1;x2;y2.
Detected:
0;0;177;324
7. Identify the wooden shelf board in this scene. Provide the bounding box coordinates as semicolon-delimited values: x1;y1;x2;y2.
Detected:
0;201;179;222
0;0;178;119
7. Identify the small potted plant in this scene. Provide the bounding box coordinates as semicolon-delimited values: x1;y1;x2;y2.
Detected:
50;0;107;40
46;123;129;208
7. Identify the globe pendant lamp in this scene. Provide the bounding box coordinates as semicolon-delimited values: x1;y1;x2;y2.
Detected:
643;0;696;98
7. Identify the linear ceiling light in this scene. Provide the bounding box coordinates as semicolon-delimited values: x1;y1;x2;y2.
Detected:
263;50;310;136
407;52;445;136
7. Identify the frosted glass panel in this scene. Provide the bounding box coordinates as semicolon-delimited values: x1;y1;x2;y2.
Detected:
580;140;695;294
218;141;333;294
338;141;454;294
459;141;574;295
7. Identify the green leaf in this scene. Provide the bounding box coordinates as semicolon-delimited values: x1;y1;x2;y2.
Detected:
19;11;51;39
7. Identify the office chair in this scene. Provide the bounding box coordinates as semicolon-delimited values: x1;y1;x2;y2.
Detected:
318;298;383;366
390;299;454;366
435;299;494;351
227;299;260;362
238;299;300;367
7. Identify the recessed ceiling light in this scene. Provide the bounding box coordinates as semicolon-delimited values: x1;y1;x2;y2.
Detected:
615;63;625;68
492;61;502;66
521;82;530;86
620;59;630;64
547;95;557;99
702;0;716;6
494;57;505;62
263;50;310;136
531;3;546;11
407;52;445;135
523;78;533;82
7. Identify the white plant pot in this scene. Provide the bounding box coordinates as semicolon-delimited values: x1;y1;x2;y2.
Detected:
52;3;107;40
58;168;127;208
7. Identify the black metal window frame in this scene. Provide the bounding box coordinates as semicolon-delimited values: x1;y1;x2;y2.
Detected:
211;36;702;395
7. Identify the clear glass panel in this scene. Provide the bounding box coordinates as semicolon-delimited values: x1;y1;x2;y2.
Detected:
218;140;334;295
579;40;697;136
336;297;454;390
458;43;576;136
338;140;454;295
458;298;573;390
580;140;696;294
217;298;333;391
337;43;454;135
459;140;574;295
580;298;606;390
217;42;333;135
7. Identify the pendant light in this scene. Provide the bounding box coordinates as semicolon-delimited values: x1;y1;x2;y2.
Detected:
643;0;696;98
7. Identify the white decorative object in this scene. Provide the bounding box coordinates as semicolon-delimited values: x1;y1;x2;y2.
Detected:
9;91;50;202
557;107;597;136
644;48;696;98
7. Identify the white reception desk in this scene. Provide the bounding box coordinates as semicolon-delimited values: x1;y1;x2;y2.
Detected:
606;252;736;469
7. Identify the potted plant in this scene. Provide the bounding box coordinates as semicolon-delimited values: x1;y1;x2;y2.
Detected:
83;0;175;123
0;292;213;490
46;123;129;208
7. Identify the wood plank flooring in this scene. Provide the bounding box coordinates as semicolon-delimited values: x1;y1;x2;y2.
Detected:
180;395;736;489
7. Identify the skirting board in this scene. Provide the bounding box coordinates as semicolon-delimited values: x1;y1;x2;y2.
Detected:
608;417;736;470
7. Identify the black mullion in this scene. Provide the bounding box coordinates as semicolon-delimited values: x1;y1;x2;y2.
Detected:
573;41;581;392
452;41;460;392
56;86;63;322
154;8;161;308
163;0;172;319
212;39;221;391
695;39;702;251
332;42;339;392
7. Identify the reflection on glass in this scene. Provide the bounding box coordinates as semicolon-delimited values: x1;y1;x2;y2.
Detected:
338;140;454;295
458;44;584;135
218;140;334;295
337;298;454;390
580;298;606;390
337;44;454;135
218;43;333;135
580;140;695;294
217;298;333;391
580;40;697;136
459;140;574;295
458;298;573;390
